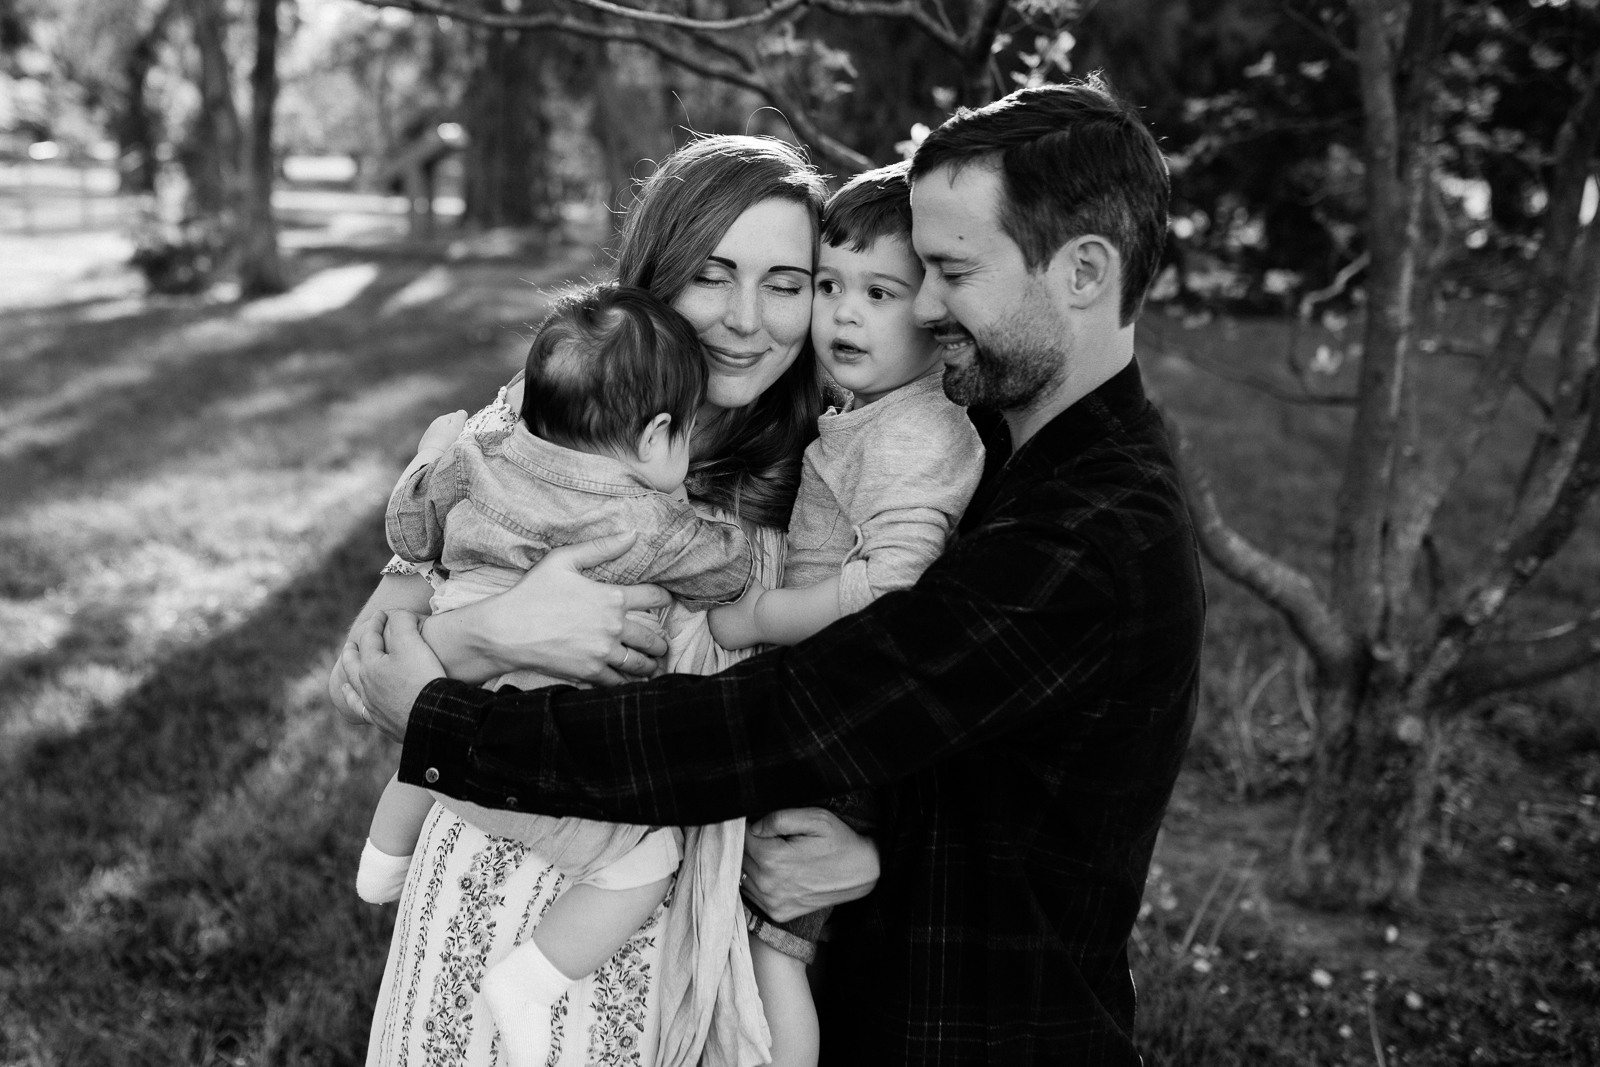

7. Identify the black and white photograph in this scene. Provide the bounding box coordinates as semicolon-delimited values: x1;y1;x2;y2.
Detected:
1;0;1597;1063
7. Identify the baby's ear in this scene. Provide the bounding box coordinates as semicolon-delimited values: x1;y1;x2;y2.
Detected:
636;412;674;461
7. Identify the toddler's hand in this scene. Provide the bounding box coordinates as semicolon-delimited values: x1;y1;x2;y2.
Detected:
708;584;766;650
417;409;468;459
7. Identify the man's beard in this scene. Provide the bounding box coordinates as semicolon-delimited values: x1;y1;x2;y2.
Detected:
941;321;1063;413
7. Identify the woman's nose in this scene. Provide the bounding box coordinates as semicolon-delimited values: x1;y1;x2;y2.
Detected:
723;283;761;335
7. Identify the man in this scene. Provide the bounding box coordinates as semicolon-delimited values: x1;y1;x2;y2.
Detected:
349;76;1203;1065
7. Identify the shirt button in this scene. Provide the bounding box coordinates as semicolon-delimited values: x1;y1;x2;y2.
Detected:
506;796;518;808
424;767;440;784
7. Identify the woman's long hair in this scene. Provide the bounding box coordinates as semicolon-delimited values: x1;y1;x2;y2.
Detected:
613;135;828;528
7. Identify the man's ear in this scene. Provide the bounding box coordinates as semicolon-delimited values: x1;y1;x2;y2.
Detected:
635;412;674;462
1050;235;1118;311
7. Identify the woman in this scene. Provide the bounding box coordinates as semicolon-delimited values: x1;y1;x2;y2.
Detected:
334;136;878;1067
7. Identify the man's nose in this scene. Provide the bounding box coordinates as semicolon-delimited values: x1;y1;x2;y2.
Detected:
912;272;944;329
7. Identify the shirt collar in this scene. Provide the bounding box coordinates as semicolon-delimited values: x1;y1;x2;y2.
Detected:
502;422;657;495
960;359;1151;534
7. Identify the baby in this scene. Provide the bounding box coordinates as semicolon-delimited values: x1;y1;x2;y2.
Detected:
709;161;986;1067
359;284;753;1067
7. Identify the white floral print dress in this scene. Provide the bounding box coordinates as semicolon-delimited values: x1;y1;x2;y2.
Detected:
366;382;785;1067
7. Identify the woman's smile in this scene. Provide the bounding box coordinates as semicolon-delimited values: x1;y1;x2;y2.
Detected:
672;198;815;411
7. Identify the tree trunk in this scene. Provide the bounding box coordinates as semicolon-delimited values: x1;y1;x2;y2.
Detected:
462;26;553;230
239;0;285;297
183;0;245;250
591;43;674;226
1289;675;1445;907
116;7;171;196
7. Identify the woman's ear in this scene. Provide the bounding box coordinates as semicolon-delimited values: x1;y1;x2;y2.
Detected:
635;412;675;462
1049;235;1118;310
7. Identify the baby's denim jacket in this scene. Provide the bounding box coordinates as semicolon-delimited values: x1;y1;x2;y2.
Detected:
387;422;753;607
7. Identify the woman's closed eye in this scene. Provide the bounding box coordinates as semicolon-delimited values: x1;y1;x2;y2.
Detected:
764;273;810;297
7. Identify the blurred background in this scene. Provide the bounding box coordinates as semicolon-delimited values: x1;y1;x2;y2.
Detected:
1;0;1597;1063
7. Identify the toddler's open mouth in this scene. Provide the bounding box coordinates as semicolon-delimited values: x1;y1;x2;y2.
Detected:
830;340;867;362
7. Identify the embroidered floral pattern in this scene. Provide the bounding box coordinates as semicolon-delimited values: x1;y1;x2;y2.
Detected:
585;886;670;1065
420;834;527;1066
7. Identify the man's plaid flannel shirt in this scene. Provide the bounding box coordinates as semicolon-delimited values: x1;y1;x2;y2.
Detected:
400;359;1205;1065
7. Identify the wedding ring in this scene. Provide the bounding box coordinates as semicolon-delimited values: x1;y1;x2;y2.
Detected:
623;649;636;671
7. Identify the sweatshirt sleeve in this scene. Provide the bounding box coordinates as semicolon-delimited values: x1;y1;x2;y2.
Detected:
836;402;986;614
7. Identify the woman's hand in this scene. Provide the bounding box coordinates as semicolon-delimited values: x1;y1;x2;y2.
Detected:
421;532;673;687
330;571;435;726
350;609;447;743
741;808;880;922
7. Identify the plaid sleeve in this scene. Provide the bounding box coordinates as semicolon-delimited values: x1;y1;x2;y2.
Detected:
398;517;1123;826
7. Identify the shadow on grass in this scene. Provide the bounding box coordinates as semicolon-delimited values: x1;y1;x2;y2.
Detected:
2;514;399;1067
0;242;600;1066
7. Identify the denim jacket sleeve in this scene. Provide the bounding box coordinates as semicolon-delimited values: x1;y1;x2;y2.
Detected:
385;443;468;564
634;497;754;607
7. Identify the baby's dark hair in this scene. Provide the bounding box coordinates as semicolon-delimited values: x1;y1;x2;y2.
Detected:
521;284;707;453
820;161;913;253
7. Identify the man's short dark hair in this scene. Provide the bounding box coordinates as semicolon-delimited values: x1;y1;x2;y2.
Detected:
909;75;1170;325
821;161;913;252
521;284;707;453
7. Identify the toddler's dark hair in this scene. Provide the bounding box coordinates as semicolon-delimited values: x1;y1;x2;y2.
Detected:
820;161;913;253
521;284;706;454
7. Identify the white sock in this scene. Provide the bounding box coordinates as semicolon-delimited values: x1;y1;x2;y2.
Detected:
481;940;578;1067
355;839;413;904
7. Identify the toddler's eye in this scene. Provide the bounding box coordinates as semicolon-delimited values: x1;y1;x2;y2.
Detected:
868;286;894;301
817;279;841;296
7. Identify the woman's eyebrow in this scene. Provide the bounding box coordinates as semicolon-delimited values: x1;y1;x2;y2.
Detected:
768;264;814;276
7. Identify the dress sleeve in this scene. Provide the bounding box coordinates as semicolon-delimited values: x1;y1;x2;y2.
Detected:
836;405;986;613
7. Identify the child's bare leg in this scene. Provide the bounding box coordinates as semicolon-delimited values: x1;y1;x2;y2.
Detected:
482;877;671;1067
750;937;820;1067
356;774;436;903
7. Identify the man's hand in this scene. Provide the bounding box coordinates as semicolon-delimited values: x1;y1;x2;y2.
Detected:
708;584;766;651
349;609;446;742
741;807;880;921
422;532;672;686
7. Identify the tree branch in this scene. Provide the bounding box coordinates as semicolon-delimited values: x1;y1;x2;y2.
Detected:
1329;0;1419;643
1384;56;1600;615
1438;607;1600;706
1505;224;1600;542
353;0;808;34
1280;0;1358;65
350;0;879;173
1161;408;1354;675
810;0;962;53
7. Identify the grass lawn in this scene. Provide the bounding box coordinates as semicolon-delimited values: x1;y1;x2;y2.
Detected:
1;230;1596;1066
